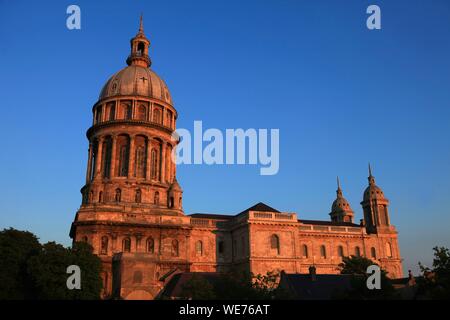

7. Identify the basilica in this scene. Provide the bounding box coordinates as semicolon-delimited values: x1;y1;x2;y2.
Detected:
69;17;403;299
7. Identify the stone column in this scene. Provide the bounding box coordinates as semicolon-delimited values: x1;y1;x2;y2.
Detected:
95;137;104;179
172;141;177;180
166;144;171;183
146;137;152;180
128;135;135;178
110;135;117;178
160;142;166;183
85;142;93;184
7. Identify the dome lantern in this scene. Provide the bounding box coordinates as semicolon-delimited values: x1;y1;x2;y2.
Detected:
126;14;151;68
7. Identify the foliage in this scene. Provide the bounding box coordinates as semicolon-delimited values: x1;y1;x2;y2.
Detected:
27;241;103;299
418;247;450;299
0;228;103;300
180;274;217;300
0;228;41;299
177;270;290;300
337;255;397;299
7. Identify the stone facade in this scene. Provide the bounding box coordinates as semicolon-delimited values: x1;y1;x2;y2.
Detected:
69;17;403;300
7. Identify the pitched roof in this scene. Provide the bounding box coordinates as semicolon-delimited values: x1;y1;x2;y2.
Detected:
239;202;280;214
280;273;354;300
188;213;234;220
158;272;223;299
188;202;280;220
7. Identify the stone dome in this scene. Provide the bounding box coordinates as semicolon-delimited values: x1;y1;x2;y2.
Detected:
331;197;352;212
363;184;385;201
98;65;173;105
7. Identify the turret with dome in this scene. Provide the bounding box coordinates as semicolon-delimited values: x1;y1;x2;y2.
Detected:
361;164;392;234
329;177;354;223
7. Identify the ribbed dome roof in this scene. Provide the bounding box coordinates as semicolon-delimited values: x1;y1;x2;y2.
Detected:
99;65;172;105
331;197;352;212
363;165;386;201
363;184;385;201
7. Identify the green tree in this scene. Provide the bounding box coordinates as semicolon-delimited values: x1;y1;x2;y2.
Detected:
27;241;103;299
0;228;41;299
418;246;450;299
338;255;397;299
177;270;289;300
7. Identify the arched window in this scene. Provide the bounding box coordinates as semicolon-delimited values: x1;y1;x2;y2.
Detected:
153;108;161;124
179;197;182;208
270;234;280;255
137;105;146;120
109;104;115;120
137;42;145;55
337;245;344;257
218;241;224;254
135;189;141;203
146;237;154;254
355;246;361;257
95;105;103;124
115;188;121;202
171;239;179;257
89;190;94;203
98;191;103;203
102;137;112;178
371;247;377;259
302;244;308;258
196;240;203;256
151;148;158;179
386;242;392;258
166;110;173;128
169;197;174;208
125;104;132;120
133;136;146;178
122;237;131;253
101;236;108;255
320;245;327;259
154;192;160;205
135;146;146;178
117;136;130;177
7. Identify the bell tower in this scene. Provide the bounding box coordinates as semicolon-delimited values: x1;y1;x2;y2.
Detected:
360;164;391;234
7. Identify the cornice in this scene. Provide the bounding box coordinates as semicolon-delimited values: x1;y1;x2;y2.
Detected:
86;120;174;138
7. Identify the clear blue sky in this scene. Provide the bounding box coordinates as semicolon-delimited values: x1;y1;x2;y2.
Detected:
1;0;449;274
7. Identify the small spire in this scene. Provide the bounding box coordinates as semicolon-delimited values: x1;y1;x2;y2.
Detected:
139;13;144;33
368;162;376;185
336;176;343;198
